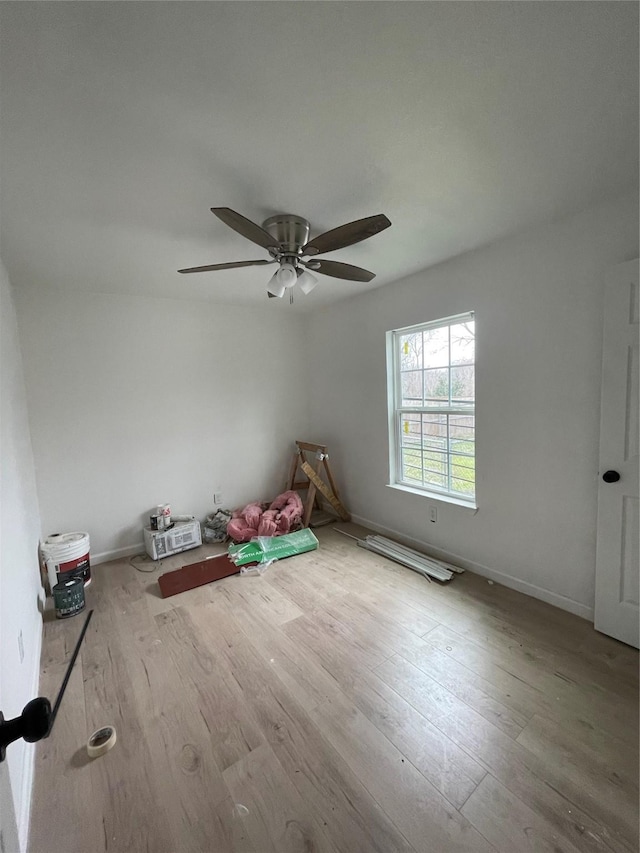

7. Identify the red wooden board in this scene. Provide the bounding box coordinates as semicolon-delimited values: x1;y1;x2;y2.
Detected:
158;553;239;598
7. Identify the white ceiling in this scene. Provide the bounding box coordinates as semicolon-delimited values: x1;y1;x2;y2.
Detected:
0;2;637;312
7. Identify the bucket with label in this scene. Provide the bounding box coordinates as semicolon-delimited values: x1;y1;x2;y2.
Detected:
53;576;86;619
42;531;91;593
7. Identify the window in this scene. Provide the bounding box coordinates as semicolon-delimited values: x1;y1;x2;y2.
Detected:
387;312;476;504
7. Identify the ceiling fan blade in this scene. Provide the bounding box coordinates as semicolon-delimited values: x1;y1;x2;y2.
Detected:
310;259;376;282
302;214;391;256
178;260;274;274
211;208;278;251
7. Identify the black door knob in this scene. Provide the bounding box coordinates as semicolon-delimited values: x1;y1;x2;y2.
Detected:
0;697;52;762
602;470;621;483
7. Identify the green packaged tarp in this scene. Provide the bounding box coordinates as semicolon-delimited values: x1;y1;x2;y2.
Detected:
228;528;319;566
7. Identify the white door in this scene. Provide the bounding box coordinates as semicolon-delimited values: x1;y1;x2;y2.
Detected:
594;259;639;648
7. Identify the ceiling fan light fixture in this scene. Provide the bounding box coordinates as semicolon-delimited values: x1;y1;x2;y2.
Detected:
297;269;318;295
267;271;286;298
181;208;391;298
276;262;297;289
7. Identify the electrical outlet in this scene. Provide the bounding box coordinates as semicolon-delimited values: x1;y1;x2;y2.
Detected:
429;505;437;523
214;492;223;505
18;630;24;663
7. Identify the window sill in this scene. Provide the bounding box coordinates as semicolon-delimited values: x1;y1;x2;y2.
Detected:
386;482;478;511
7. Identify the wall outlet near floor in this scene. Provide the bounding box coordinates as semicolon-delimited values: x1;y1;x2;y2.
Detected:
18;629;24;663
213;492;223;505
429;505;437;523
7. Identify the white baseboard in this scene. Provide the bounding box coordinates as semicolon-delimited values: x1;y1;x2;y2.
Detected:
18;622;43;853
351;513;594;622
91;541;144;566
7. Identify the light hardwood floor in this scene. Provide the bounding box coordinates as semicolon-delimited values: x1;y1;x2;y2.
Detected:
29;526;639;853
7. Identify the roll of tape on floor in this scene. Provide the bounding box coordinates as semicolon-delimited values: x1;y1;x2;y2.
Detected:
87;726;116;758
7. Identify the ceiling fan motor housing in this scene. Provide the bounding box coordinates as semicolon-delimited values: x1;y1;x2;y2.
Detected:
262;214;310;255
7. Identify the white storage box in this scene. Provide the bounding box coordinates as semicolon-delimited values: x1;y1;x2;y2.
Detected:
144;518;202;560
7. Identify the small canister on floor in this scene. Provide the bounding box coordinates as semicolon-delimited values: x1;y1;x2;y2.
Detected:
53;576;86;619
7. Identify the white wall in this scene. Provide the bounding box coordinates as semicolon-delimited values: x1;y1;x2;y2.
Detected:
14;291;310;560
0;260;44;852
305;194;639;618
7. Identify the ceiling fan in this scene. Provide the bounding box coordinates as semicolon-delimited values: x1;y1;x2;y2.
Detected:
178;208;391;300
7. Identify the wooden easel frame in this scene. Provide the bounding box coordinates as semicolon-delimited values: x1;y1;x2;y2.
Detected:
288;441;350;527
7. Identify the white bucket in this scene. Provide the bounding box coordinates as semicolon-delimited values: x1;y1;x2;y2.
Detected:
42;531;91;593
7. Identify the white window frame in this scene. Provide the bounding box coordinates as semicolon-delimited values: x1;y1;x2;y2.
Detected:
386;311;477;508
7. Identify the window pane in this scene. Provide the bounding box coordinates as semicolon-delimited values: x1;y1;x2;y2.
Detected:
400;413;422;446
423;326;449;368
450;442;475;466
424;368;449;405
401;371;423;406
451;365;474;406
449;415;475;435
399;332;422;370
450;321;475;365
423;470;447;489
421;414;447;452
452;454;475;478
401;447;423;483
423;449;447;472
449;415;475;454
451;449;475;496
451;475;475;495
423;450;448;488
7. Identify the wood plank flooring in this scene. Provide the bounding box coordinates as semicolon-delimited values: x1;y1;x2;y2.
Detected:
29;527;639;853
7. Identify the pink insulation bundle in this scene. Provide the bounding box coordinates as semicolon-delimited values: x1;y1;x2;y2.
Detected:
227;491;304;543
